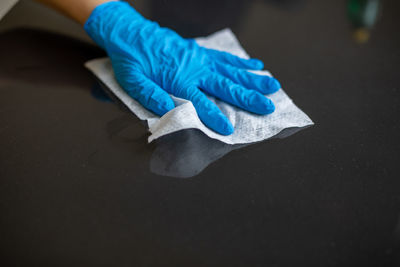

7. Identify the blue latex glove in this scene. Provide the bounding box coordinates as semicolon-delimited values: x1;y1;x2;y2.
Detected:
84;1;281;135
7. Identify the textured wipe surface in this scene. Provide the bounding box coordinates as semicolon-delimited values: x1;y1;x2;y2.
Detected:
85;29;314;144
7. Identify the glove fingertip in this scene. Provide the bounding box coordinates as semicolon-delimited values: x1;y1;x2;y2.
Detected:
209;111;234;135
268;77;281;93
215;113;235;135
150;96;175;116
259;77;281;95
252;94;275;115
248;58;264;70
198;108;234;135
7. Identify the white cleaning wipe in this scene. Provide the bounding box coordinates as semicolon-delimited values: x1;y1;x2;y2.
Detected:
0;0;18;21
85;29;313;144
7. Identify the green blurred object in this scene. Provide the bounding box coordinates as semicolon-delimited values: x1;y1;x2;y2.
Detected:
348;0;380;28
347;0;380;43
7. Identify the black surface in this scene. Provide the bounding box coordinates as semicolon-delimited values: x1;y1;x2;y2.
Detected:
1;0;400;266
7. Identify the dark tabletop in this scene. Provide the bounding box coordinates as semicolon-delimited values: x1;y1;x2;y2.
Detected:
1;0;400;266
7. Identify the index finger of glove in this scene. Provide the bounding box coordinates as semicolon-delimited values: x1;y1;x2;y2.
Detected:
178;86;234;135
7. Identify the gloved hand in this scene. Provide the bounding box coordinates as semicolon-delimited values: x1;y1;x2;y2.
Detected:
84;1;281;135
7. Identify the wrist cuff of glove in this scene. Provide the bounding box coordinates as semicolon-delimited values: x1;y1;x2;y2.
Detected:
84;1;145;49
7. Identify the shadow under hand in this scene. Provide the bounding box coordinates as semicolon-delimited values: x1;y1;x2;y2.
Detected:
150;126;311;178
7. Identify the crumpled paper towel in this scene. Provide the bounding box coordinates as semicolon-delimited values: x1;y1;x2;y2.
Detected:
85;28;313;144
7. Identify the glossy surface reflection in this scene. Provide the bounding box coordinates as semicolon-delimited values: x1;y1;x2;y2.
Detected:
150;127;310;178
1;0;400;266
